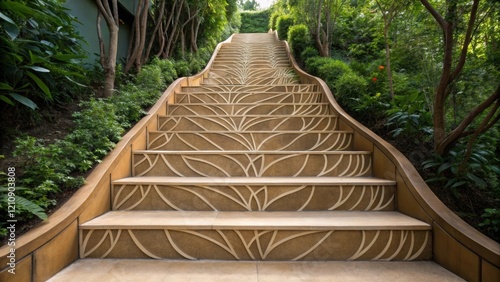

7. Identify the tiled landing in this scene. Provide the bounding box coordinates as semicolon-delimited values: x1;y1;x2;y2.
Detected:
48;259;464;282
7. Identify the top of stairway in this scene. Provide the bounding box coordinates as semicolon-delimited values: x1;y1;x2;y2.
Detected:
113;176;396;186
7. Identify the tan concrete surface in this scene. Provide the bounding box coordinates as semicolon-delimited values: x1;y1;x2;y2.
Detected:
47;259;464;282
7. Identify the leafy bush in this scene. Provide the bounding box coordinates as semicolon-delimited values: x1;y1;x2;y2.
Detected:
174;60;192;77
0;0;86;110
288;24;311;60
300;47;319;63
240;10;271;33
318;60;352;91
480;208;500;241
269;11;280;30
276;15;294;40
304;56;332;76
385;91;433;139
334;72;368;110
423;143;500;198
136;64;165;92
150;57;178;84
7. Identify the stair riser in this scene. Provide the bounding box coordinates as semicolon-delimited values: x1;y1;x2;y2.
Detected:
180;85;318;93
80;229;431;261
208;67;294;76
214;55;290;60
175;92;324;104
147;132;352;151
211;62;291;69
158;116;339;131
112;184;394;211
166;104;332;116
133;152;372;177
203;77;300;85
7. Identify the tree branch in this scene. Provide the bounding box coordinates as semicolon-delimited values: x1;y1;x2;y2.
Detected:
449;0;480;82
419;0;447;30
438;84;500;153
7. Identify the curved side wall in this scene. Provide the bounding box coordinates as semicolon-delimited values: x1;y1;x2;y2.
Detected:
0;35;234;282
274;31;499;282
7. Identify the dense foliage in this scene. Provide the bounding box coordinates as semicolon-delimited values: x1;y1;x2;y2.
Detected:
239;10;271;33
270;0;500;241
0;0;87;110
0;54;212;238
0;0;240;239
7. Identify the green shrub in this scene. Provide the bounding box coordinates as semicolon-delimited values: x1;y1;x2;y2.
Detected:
318;60;352;90
304;56;332;76
269;11;280;30
276;15;294;40
288;24;311;59
385;91;433;139
136;64;165;92
480;208;500;241
301;47;319;63
151;58;178;84
0;0;87;110
174;60;191;77
334;72;368;110
240;10;271;33
112;86;146;127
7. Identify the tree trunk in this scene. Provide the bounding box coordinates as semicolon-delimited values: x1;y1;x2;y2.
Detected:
420;0;487;156
95;0;120;97
383;24;395;99
124;0;149;74
145;0;166;61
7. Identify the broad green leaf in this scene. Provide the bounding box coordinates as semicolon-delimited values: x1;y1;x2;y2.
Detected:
52;53;86;61
29;50;48;64
9;93;38;110
26;65;50;73
65;76;87;87
0;82;14;90
0;11;15;24
4;22;20;40
25;71;51;99
467;173;487;188
437;162;452;174
14;196;47;220
0;95;14;105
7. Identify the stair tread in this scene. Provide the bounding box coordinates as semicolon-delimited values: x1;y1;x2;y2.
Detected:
134;150;371;154
48;260;464;282
158;114;338;117
113;176;395;186
149;130;352;133
168;102;329;105
80;210;430;230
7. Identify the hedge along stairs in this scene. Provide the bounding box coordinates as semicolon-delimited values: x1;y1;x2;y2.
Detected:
16;33;498;281
78;33;432;262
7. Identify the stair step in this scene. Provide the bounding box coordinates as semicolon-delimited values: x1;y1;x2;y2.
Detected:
179;84;318;93
157;115;339;131
208;66;293;72
210;63;292;70
48;260;465;282
175;92;324;104
147;131;352;151
133;151;372;177
207;68;296;80
202;77;300;85
112;176;395;211
79;211;431;260
166;103;332;116
81;211;430;230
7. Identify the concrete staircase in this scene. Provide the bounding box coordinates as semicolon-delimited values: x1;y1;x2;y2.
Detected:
78;33;432;262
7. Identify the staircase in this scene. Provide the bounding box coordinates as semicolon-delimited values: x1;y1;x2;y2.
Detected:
37;34;474;282
47;33;467;281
